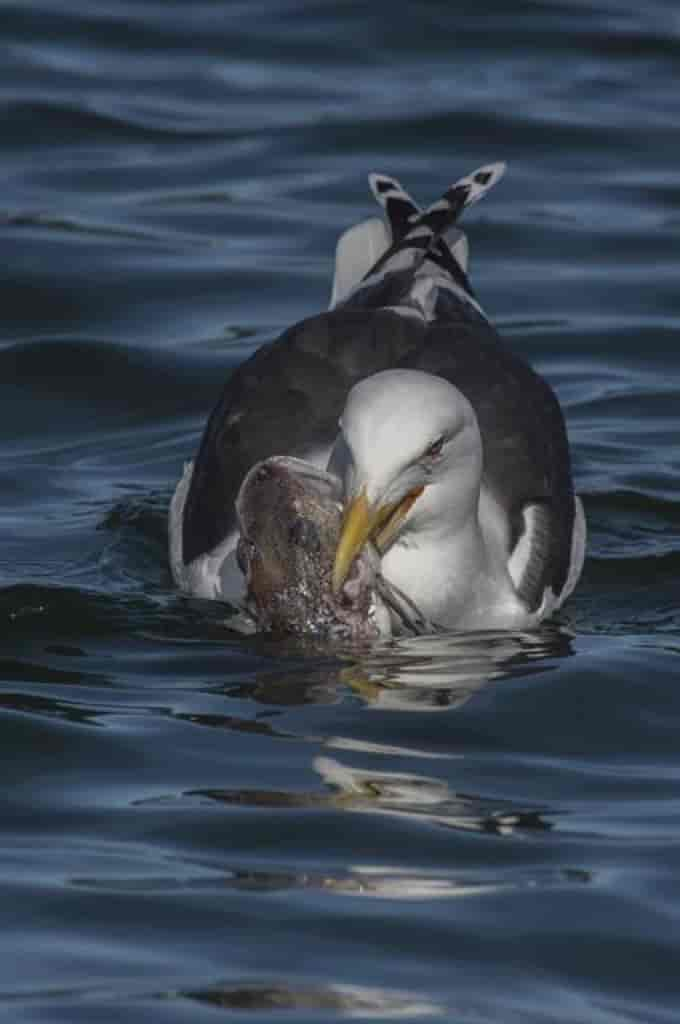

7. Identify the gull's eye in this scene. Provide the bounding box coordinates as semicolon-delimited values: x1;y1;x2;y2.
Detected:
424;435;445;459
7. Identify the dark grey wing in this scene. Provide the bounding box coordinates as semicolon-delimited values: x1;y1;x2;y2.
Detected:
183;243;577;612
402;290;577;610
181;309;425;565
183;164;513;570
182;286;577;609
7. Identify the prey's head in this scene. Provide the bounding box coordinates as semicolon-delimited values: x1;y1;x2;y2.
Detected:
235;456;389;642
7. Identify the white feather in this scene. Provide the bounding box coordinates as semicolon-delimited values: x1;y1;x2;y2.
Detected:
330;217;390;308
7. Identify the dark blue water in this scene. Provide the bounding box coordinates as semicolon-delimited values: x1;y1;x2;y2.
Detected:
2;2;680;1021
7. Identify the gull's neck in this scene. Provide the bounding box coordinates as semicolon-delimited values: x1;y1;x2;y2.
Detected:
381;501;524;631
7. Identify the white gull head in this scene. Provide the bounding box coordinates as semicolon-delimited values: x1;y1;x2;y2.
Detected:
327;369;523;630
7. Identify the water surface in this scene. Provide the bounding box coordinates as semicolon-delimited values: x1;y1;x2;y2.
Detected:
2;2;680;1021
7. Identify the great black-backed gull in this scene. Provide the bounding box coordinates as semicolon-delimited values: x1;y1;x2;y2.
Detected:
169;162;585;633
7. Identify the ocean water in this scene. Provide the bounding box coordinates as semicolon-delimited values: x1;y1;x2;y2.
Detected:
2;2;680;1021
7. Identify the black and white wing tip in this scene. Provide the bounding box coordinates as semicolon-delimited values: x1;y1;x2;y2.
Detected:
368;173;420;240
365;161;506;282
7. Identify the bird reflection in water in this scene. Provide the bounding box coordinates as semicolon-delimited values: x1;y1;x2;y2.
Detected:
180;980;440;1018
231;622;573;712
312;754;553;838
169;626;577;912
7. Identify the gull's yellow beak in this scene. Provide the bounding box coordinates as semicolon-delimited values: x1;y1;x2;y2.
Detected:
331;485;424;594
